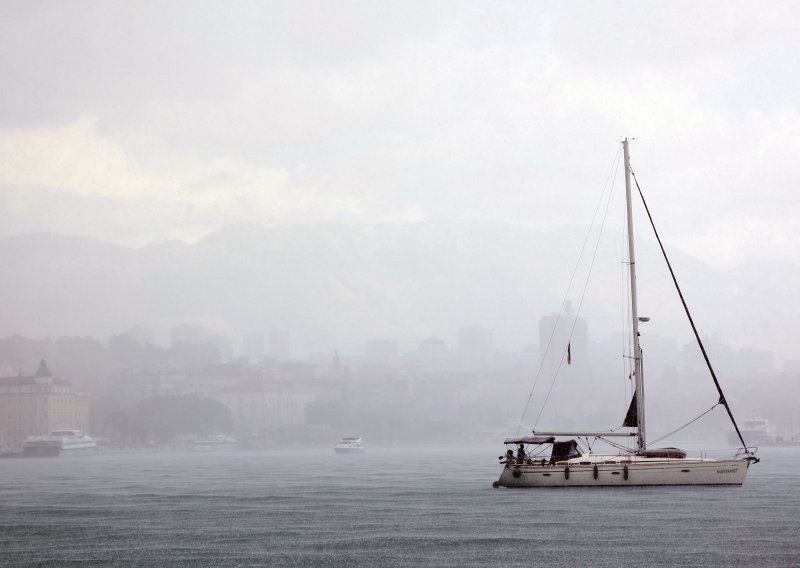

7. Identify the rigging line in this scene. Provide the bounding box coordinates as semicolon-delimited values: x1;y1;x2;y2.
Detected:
630;169;750;451
603;438;632;452
648;404;720;446
532;156;620;431
514;146;623;435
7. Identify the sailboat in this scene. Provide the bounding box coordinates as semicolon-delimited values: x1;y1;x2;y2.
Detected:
494;139;759;488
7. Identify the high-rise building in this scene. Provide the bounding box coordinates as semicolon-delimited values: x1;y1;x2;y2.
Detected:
458;325;494;368
365;339;399;365
539;309;589;378
170;324;233;362
268;330;291;360
243;333;266;363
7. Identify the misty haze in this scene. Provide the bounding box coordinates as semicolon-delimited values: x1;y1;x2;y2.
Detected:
1;2;799;567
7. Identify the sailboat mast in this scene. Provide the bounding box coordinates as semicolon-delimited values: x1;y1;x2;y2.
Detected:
623;139;646;452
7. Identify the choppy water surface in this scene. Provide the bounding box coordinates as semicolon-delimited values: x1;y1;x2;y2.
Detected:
1;446;799;567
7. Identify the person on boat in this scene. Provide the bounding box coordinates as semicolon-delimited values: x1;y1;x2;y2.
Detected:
505;448;514;464
517;443;526;464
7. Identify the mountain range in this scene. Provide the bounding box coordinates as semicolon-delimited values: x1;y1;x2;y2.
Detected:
0;221;795;364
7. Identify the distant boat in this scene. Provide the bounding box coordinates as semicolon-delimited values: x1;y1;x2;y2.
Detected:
0;442;22;459
334;437;366;454
495;140;759;488
22;429;97;457
729;418;780;446
192;434;238;450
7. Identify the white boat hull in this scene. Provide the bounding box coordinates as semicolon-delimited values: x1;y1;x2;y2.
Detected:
59;444;98;457
497;458;752;487
334;436;366;454
334;447;366;454
192;444;238;451
22;441;97;457
23;429;97;458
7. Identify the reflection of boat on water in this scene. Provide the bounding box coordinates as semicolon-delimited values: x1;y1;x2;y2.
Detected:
193;434;238;450
334;437;366;454
22;429;97;457
729;418;780;446
495;140;758;488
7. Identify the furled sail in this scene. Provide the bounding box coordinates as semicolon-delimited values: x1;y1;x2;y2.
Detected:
622;392;638;427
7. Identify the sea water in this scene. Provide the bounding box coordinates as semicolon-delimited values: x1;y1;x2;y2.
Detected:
1;445;799;567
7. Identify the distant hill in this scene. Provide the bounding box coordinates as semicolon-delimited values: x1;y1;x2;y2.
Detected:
0;222;795;362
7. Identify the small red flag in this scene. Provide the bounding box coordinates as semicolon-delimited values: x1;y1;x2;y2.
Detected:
567;342;571;365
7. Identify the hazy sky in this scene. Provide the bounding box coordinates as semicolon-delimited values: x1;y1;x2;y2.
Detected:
1;1;798;269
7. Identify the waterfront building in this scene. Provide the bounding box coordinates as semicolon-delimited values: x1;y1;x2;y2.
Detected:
214;377;315;435
0;360;90;451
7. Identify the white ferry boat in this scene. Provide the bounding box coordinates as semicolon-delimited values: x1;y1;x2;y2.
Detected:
192;434;238;450
729;418;780;446
334;437;366;454
23;429;97;457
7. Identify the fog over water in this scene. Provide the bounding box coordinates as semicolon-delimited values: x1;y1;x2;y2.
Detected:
2;1;800;565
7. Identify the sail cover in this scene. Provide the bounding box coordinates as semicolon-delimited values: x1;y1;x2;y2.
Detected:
503;436;555;445
638;447;687;459
549;440;581;464
622;391;638;427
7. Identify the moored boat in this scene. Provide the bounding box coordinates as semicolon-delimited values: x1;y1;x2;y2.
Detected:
729;418;779;446
495;140;759;488
334;437;366;454
22;429;97;457
495;436;751;488
0;443;22;459
192;434;238;450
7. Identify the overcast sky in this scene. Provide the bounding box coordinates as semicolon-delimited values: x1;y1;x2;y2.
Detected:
1;1;798;269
